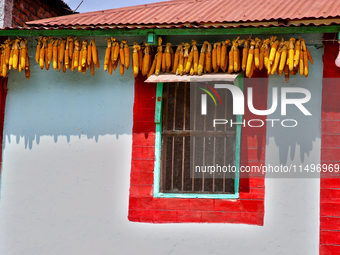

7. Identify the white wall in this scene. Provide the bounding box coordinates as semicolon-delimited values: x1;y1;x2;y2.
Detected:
0;41;322;255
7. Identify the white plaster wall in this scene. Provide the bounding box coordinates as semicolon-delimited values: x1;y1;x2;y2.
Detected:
0;0;5;28
0;41;322;255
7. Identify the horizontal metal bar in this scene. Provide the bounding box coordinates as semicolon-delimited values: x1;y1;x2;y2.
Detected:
162;130;236;137
154;192;239;199
0;25;339;37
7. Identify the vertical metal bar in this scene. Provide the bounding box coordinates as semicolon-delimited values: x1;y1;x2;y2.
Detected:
212;91;217;192
202;113;206;192
153;82;163;197
223;86;227;193
161;83;169;191
171;82;178;191
181;83;187;191
192;84;197;191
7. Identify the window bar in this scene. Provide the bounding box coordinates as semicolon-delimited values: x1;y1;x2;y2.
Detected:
171;82;178;191
162;83;169;191
192;84;197;192
181;82;187;191
202;105;206;192
212;95;217;192
223;87;228;193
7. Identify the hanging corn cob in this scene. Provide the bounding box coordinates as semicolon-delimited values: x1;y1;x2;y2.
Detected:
288;37;295;71
254;38;262;69
242;37;249;71
155;37;163;76
142;43;151;76
123;40;130;70
269;36;278;71
81;40;88;68
221;40;230;70
270;39;284;75
278;41;288;75
192;40;199;75
233;37;242;72
165;43;172;73
104;38;111;72
197;42;207;76
261;39;270;70
132;43;141;77
176;43;184;76
205;42;212;73
185;42;194;73
246;39;256;77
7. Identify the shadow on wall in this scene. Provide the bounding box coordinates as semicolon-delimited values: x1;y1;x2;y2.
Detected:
3;46;135;150
266;45;324;165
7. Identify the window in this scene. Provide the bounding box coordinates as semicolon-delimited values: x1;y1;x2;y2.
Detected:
153;75;243;199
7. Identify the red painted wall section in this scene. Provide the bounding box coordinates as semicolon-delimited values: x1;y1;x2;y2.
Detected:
129;70;267;224
0;77;8;178
320;33;340;255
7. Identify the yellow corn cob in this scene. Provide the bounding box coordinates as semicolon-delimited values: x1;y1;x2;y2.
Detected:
39;38;46;70
95;47;100;69
246;39;255;77
254;38;261;68
182;43;190;74
228;47;234;74
143;43;150;76
91;39;98;66
113;59;118;71
20;38;27;70
45;46;50;70
78;49;82;72
119;41;125;66
107;58;112;75
288;38;295;71
269;36;278;64
59;39;66;63
104;38;111;71
162;50;166;72
242;38;249;71
176;44;184;76
90;60;95;76
87;41;92;66
304;51;308;77
67;36;74;59
185;49;193;73
155;37;163;75
299;44;304;76
74;39;80;69
192;40;198;75
197;42;207;76
279;42;288;74
12;39;20;70
306;45;313;64
35;37;42;64
221;52;228;72
132;43;141;77
138;47;143;71
45;37;52;65
293;38;301;68
212;43;217;70
216;42;221;68
233;37;242;72
81;40;88;68
52;39;58;69
25;47;29;70
221;40;230;69
123;40;130;70
205;42;212;73
271;48;281;75
148;53;157;77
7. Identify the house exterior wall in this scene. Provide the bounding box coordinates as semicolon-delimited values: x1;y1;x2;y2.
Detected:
0;36;325;254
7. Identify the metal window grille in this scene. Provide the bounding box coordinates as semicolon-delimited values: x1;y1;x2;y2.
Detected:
160;82;237;194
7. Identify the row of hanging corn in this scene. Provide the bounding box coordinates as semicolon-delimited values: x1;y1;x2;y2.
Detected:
0;38;30;79
35;36;100;75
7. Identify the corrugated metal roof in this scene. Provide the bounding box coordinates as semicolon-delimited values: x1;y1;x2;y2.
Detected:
25;0;340;28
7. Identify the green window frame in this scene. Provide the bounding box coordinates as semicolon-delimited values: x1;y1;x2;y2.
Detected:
153;74;244;199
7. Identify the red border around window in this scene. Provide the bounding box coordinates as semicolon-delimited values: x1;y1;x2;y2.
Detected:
128;70;267;225
319;34;340;254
